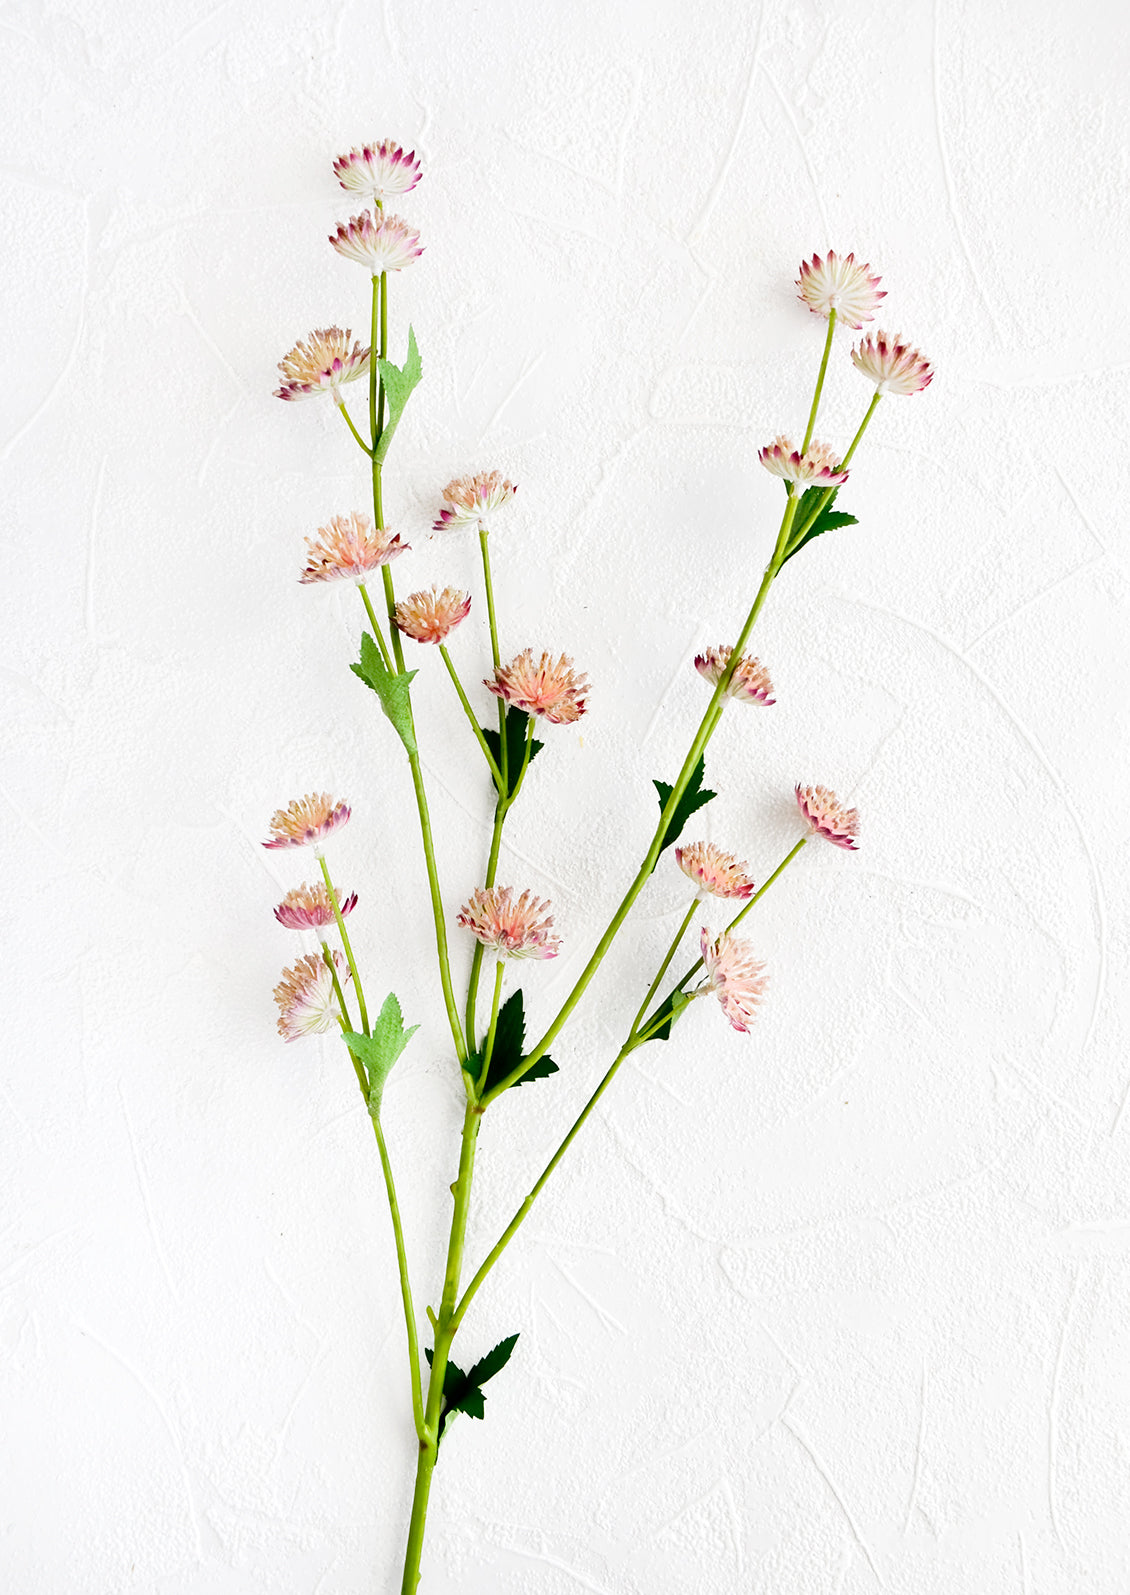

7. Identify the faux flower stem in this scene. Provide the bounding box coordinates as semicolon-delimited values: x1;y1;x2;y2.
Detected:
480;961;505;1079
318;854;369;1034
357;582;395;672
377;269;388;439
480;493;802;1104
337;402;372;455
628;898;698;1039
478;527;508;792
372;1115;425;1439
439;644;504;791
321;940;355;1033
787;391;882;552
369;273;380;446
801;307;837;454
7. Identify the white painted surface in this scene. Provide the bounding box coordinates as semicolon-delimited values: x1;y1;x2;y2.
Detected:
4;0;1130;1589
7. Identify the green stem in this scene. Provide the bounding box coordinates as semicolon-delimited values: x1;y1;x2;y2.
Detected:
369;274;380;447
481;493;801;1105
801;308;836;454
373;1115;425;1438
318;854;369;1035
479;527;508;793
465;799;506;1049
439;644;504;790
337;401;372;455
377;269;388;439
321;939;355;1035
786;391;882;554
479;961;505;1083
357;582;394;672
628;898;698;1040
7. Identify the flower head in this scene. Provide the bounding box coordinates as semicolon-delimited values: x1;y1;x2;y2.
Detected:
274;881;358;932
675;841;756;900
300;512;409;584
758;435;849;488
795;783;859;849
487;649;589;724
694;646;776;706
393;586;472;645
850;330;933;396
333;140;422;202
696;929;769;1033
797;250;885;329
329;211;424;275
275;326;371;403
456;886;561;960
263;793;351;852
274;950;351;1042
433;471;518;531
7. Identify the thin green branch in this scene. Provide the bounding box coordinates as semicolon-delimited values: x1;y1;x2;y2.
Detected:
318;853;369;1035
801;308;837;454
439;643;504;790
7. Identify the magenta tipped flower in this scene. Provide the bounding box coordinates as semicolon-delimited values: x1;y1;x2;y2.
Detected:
300;512;409;584
274;950;351;1042
433;471;518;531
333;140;422;202
850;331;933;396
758;435;849;488
675;842;756;901
457;886;562;960
263;793;351;852
275;327;371;403
487;649;589;725
329;212;424;275
694;646;775;706
795;783;859;850
274;881;358;932
797;251;885;329
393;586;472;644
696;929;769;1033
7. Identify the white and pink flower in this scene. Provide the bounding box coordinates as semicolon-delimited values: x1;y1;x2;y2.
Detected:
263;793;352;852
300;512;409;584
274;881;358;932
758;435;849;488
694;646;775;706
795;783;859;850
333;140;422;203
675;842;756;901
274;950;351;1042
696;929;769;1033
393;586;472;644
433;471;518;531
797;250;885;329
487;649;589;724
329;212;424;275
850;331;933;396
457;886;562;960
275;327;371;403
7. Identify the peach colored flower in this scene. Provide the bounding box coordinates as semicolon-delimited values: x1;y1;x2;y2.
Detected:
696;929;768;1033
675;842;756;901
456;886;561;960
433;470;518;531
486;649;589;724
797;250;885;329
758;435;848;488
274;881;358;932
850;330;933;396
299;512;408;584
795;783;859;850
393;586;472;644
329;212;423;274
694;646;775;706
333;140;422;202
275;327;371;403
263;793;351;852
274;950;351;1042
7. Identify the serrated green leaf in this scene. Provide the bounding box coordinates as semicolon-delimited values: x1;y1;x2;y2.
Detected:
372;326;423;465
425;1334;520;1442
341;992;419;1116
466;988;560;1093
350;632;419;753
780;486;859;566
652;756;717;866
481;707;544;796
465;1332;520;1389
642;988;691;1044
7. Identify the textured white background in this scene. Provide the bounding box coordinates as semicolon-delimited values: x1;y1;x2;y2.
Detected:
4;0;1130;1590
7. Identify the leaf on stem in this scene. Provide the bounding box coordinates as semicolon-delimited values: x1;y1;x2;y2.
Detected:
351;631;419;754
652;755;716;865
462;987;559;1093
780;486;858;567
342;992;419;1116
425;1333;520;1442
372;326;423;464
481;707;544;797
641;988;691;1044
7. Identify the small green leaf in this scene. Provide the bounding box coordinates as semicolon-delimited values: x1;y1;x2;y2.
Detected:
481;707;543;796
351;632;418;753
342;992;419;1116
425;1334;520;1442
642;988;691;1044
781;486;858;566
465;987;560;1093
373;326;423;465
465;1332;520;1390
652;756;717;866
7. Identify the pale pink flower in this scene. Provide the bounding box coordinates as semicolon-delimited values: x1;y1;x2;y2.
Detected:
333;140;422;202
329;211;424;274
758;435;849;488
697;929;769;1033
487;649;589;724
274;950;351;1042
300;512;409;584
675;841;756;901
795;783;859;850
275;326;371;403
694;646;776;706
433;471;518;531
456;886;562;960
274;881;358;932
263;793;351;852
393;586;472;644
850;330;933;396
797;250;885;329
